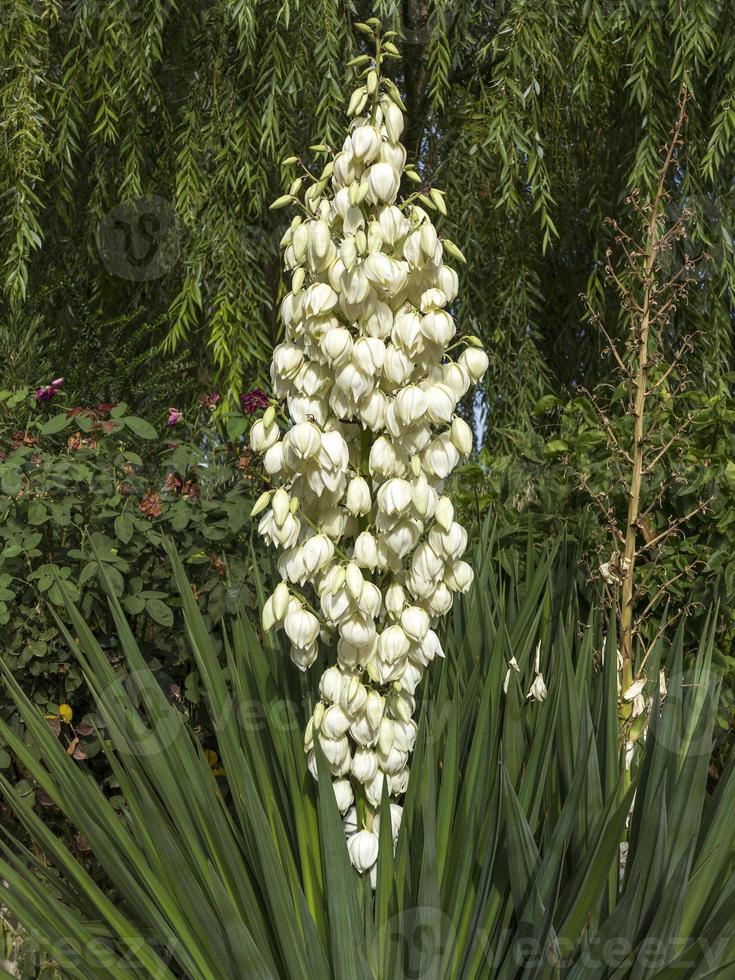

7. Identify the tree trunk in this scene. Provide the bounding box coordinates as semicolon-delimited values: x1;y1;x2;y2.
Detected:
402;0;431;162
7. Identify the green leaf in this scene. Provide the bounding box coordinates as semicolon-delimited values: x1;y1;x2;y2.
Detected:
123;594;146;615
124;417;158;440
314;743;365;980
146;597;174;626
544;438;569;455
27;500;49;525
114;514;134;544
1;468;22;496
227;416;249;441
40;413;71;435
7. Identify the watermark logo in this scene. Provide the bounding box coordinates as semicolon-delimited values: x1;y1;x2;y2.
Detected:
370;906;457;979
98;195;179;281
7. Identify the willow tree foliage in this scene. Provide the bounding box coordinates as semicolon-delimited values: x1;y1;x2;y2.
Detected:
1;0;734;420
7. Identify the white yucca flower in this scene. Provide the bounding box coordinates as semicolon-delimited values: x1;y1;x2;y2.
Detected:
250;21;487;881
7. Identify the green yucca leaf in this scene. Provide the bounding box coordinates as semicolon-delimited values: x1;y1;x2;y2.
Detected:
372;779;397;978
0;535;732;980
314;741;366;980
165;543;325;979
416;757;441;980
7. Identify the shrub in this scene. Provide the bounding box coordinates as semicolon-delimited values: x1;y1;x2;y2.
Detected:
0;382;261;743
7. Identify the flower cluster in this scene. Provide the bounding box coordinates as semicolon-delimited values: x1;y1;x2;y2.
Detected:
250;23;487;882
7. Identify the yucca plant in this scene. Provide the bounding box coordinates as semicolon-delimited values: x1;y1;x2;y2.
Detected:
0;527;732;979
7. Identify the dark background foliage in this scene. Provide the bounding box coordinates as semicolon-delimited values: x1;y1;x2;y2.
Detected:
1;0;734;407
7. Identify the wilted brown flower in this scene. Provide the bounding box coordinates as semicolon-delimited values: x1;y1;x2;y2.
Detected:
198;392;220;410
12;430;38;448
183;479;201;502
117;480;133;496
210;555;226;576
139;489;162;518
164;471;184;494
67;431;97;451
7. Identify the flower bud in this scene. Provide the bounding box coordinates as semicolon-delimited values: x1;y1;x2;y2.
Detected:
272;488;290;527
322;327;353;366
321;704;352;738
262;596;276;632
385;581;405;618
319;666;345;704
434;496;454;531
346;476;372;516
445;560;473;593
400;606;430;642
351;747;379;783
285;606;320;648
333;778;354;814
451;417;474;454
263;442;284;475
272;582;290;620
377;478;412;516
351;124;381;163
250;420;279;453
250;490;272;517
368;162;400;203
347;829;379;872
383;101;404;143
345;562;364;601
459;347;489;383
354;530;379;570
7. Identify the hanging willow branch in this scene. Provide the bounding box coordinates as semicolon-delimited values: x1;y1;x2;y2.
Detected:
0;0;733;408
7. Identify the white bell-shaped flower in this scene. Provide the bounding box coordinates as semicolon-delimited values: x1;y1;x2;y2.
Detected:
347;829;380;873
